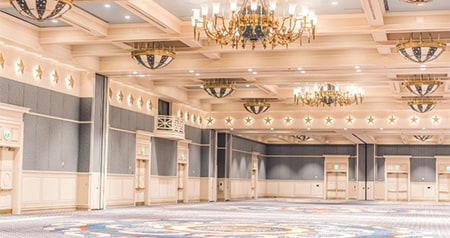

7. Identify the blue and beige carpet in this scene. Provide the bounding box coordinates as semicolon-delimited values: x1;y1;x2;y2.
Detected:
0;198;448;237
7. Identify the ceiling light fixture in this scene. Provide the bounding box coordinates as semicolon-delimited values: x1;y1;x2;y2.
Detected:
293;135;312;142
396;33;446;63
293;83;364;107
408;97;436;113
203;79;236;98
191;0;317;50
402;74;442;96
243;99;270;115
131;42;175;70
10;0;73;21
401;0;432;5
414;135;432;141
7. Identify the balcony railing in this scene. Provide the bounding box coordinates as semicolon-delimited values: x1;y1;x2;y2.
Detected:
155;115;185;139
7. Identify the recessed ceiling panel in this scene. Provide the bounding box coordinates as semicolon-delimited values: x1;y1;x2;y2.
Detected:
153;0;363;21
386;0;450;12
75;2;146;24
0;7;70;27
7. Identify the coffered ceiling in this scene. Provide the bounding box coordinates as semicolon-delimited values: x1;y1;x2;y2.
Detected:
0;0;449;145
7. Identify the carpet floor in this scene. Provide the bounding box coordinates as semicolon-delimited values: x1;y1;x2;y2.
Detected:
0;198;449;237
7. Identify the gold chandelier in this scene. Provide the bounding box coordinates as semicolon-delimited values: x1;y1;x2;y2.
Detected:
10;0;73;21
396;33;446;63
191;0;317;50
293;83;364;107
131;42;175;70
401;0;432;5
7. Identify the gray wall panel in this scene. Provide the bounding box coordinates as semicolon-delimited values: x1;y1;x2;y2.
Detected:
50;91;63;118
35;116;50;170
411;158;436;182
23;84;38;112
201;129;210;144
200;146;209;177
258;156;266;179
0;77;7;103
185;126;202;144
37;88;51;115
120;108;129;130
78;124;91;173
109;106;120;128
144;115;154;132
151;138;177;176
7;80;24;106
48;119;62;170
376;158;385;181
128;111;136;131
22;114;37;170
349;157;357;181
108;130;120;173
136;113;145;130
189;144;201;177
61;121;79;172
217;149;226;178
77;97;90;121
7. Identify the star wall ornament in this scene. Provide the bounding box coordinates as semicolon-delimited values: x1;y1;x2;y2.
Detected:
146;100;152;111
284;116;293;125
137;97;144;108
409;115;419;124
304;116;313;125
225;116;233;125
198;117;202;125
388;115;397;125
66;75;74;88
127;95;134;105
206;117;215;125
367;115;375;125
16;59;24;74
51;70;59;84
0;53;5;68
108;88;113;100
116;91;124;103
345;115;354;125
264;116;273;125
325;116;334;125
244;116;253;125
432;115;441;124
34;65;42;80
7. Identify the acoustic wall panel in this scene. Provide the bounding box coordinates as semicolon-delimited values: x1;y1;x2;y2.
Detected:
36;88;51;115
77;97;90;121
410;158;436;182
35;116;50;170
23;84;38;112
0;77;7;102
185;126;202;144
151;138;177;176
128;111;136;132
77;124;91;173
23;114;37;170
48;119;63;170
376;158;385;181
50;91;64;118
61;121;79;171
189;144;201;177
109;106;121;128
200;146;210;177
7;79;24;106
377;145;450;157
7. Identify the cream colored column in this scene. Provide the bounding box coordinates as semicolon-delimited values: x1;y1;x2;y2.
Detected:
177;140;190;203
436;156;450;202
251;152;259;199
384;155;410;201
0;103;29;214
324;155;349;200
135;130;152;205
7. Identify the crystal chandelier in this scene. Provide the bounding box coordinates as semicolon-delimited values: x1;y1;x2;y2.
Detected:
293;83;364;107
407;97;436;113
131;43;175;70
402;74;442;96
203;79;236;98
191;0;317;50
10;0;73;21
396;33;446;63
243;99;270;115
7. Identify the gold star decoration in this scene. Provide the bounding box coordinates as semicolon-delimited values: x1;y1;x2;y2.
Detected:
192;115;197;123
432;115;441;124
66;75;74;88
206;117;214;125
345;115;354;125
0;53;5;68
284;116;293;125
185;112;190;121
146;100;152;111
367;115;375;125
244;116;253;125
388;115;397;125
137;97;143;108
304;116;313;125
116;91;124;103
34;65;42;80
178;110;183;118
198;117;202;124
264;117;273;125
108;88;113;100
409;115;419;124
325;116;334;125
16;59;24;74
127;95;134;105
225;116;233;125
51;70;59;84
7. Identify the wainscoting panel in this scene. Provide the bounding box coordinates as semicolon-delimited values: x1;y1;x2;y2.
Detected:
374;181;385;200
106;174;135;207
230;178;252;200
410;182;436;201
265;180;324;198
149;176;177;204
21;171;77;212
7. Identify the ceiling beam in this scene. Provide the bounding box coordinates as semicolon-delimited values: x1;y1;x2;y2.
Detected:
61;6;108;36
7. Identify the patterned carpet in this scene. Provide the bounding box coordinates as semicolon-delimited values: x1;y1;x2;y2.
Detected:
0;198;448;237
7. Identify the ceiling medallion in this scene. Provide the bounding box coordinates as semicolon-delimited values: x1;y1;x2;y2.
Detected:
10;0;73;21
294;83;364;107
243;99;270;115
396;33;446;63
414;135;432;141
402;74;442;96
203;79;236;98
192;0;317;50
131;42;175;70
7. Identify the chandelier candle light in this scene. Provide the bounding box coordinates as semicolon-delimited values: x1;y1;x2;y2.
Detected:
294;83;364;107
10;0;73;21
192;0;317;50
